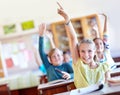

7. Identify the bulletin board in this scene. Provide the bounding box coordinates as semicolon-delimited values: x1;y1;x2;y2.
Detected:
1;34;39;75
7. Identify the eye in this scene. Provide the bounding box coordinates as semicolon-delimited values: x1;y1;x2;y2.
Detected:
57;54;61;57
88;50;92;53
81;50;85;53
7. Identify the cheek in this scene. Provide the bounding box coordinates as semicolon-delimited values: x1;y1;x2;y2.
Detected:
91;52;95;57
60;56;64;61
49;57;55;63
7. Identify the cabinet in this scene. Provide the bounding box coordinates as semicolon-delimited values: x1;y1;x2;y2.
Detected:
51;14;102;51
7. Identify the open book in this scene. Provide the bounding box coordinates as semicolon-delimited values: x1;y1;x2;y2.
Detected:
70;82;104;95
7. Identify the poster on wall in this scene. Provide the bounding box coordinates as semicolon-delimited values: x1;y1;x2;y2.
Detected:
21;20;35;31
3;24;16;35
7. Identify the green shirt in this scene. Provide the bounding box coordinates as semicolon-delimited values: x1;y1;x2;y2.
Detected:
73;59;109;88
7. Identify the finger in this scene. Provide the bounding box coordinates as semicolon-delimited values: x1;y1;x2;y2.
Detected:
57;2;63;9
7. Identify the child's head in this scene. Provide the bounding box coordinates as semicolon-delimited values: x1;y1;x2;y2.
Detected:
63;50;71;63
48;48;63;66
93;38;104;53
88;19;96;27
78;38;96;64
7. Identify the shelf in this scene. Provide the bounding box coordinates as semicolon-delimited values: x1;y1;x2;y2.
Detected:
0;30;38;41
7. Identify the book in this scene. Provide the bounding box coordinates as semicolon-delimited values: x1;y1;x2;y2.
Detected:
70;82;104;95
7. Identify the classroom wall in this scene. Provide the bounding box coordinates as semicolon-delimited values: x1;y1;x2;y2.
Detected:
0;0;120;57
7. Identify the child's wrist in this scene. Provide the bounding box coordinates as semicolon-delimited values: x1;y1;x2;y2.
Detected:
65;20;70;25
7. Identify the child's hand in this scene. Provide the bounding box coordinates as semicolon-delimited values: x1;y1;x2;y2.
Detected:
38;23;46;36
99;13;107;18
57;2;70;22
62;71;71;80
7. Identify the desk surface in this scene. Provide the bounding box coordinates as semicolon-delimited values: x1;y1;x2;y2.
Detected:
54;84;120;95
38;79;74;90
110;68;120;77
37;79;75;95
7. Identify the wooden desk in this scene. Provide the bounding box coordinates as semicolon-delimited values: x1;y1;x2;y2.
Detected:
0;83;11;95
110;68;120;77
54;76;120;95
11;86;38;95
37;79;76;95
54;84;120;95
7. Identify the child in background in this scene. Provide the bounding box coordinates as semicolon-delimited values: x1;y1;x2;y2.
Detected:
93;14;116;70
88;18;99;40
33;46;47;74
57;2;110;88
32;29;55;75
63;50;72;66
38;23;74;82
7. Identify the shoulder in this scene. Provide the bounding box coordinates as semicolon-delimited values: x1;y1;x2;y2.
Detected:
62;63;71;67
98;62;110;71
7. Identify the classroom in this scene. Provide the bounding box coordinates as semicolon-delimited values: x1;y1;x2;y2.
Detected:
0;0;120;95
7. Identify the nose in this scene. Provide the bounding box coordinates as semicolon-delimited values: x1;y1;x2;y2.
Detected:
84;52;89;58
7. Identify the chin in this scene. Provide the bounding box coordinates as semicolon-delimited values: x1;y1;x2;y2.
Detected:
83;60;91;64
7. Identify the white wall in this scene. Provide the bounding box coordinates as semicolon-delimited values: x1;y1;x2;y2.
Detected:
0;0;120;57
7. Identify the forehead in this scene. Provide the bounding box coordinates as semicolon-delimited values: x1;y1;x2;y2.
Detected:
94;39;103;43
52;49;62;55
79;43;95;50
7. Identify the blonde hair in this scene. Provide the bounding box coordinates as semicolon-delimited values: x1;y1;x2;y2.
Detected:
78;38;96;50
48;48;63;58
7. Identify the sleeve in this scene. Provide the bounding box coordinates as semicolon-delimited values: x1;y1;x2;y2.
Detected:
65;63;74;79
103;31;110;53
102;62;110;73
39;36;50;69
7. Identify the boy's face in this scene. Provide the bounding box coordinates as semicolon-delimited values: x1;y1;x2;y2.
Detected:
64;53;71;63
94;39;104;53
79;43;95;64
50;49;63;66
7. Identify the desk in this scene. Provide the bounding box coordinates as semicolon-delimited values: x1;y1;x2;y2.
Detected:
54;76;120;95
37;79;76;95
110;68;120;77
54;84;120;95
0;83;11;95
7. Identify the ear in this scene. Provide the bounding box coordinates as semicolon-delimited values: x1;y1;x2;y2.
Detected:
47;57;52;64
61;56;64;61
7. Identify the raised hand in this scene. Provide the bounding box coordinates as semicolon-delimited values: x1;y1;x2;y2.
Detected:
99;13;107;18
38;23;46;36
57;2;70;22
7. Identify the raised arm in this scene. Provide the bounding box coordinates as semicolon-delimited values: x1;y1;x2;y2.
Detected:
57;2;79;64
46;31;56;49
99;13;111;52
99;14;108;41
102;14;107;34
38;23;50;68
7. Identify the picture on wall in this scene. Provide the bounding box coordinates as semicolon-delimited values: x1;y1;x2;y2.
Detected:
3;24;16;35
21;20;35;31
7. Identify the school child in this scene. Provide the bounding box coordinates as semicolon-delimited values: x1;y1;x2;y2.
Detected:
38;23;74;82
57;2;110;88
93;14;116;70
